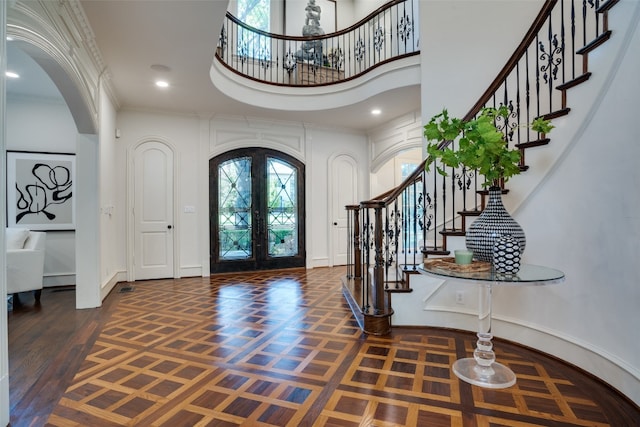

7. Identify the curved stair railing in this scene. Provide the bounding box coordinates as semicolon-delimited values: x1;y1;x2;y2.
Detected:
216;0;419;87
343;0;619;335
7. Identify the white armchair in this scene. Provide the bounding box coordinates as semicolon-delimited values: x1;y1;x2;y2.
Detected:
6;228;46;306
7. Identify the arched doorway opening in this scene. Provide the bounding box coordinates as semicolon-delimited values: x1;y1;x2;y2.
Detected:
2;30;99;423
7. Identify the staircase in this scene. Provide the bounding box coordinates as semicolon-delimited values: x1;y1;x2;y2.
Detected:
343;0;621;335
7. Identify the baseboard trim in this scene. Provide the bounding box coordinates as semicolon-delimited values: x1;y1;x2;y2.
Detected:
179;266;202;278
43;274;76;287
100;271;126;300
310;257;329;268
395;307;640;406
495;316;639;406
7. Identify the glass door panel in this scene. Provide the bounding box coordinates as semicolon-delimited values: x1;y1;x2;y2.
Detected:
218;157;252;260
267;157;298;257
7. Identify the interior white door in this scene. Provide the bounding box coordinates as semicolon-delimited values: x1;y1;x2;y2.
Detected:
330;155;358;266
134;142;174;280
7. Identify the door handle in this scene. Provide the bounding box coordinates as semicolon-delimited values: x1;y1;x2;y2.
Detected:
333;222;338;226
255;210;264;234
167;225;172;229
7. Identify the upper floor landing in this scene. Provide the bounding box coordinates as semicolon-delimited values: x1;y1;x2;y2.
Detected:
211;0;421;113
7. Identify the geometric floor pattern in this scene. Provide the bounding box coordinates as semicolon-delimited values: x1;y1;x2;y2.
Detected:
46;268;638;426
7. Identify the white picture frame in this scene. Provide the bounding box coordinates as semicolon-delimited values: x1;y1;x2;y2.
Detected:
6;151;76;231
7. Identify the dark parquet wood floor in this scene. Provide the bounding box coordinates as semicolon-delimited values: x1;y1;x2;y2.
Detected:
7;267;639;426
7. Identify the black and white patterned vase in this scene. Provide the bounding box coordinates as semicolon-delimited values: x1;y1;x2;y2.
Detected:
493;235;521;274
465;186;526;263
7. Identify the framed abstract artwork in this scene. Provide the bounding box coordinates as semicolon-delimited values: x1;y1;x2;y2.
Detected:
6;150;76;231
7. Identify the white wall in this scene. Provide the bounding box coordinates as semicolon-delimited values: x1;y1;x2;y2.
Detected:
6;94;77;287
368;111;423;197
209;115;369;270
420;0;541;120
353;0;388;22
511;1;640;403
98;84;122;299
371;146;421;197
116;112;369;276
117;111;203;278
304;126;369;266
394;0;640;405
75;132;101;309
6;96;76;149
335;0;355;31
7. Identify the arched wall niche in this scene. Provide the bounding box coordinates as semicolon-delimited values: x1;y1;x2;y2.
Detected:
368;111;423;174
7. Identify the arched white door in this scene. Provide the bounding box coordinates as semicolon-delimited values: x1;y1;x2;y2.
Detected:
330;154;358;266
133;141;175;280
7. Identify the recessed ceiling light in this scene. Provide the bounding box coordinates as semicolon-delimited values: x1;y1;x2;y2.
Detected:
5;71;20;79
155;80;169;88
150;64;172;72
371;109;381;115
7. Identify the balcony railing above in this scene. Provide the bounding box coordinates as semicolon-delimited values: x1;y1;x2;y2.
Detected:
216;0;419;87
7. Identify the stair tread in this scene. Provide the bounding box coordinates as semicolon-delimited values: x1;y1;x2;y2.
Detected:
597;0;619;13
386;288;413;293
440;229;466;236
459;210;481;216
516;138;551;149
541;108;571;120
577;31;612;55
557;73;592;90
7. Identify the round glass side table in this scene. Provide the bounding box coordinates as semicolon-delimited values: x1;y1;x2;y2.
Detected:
420;262;565;389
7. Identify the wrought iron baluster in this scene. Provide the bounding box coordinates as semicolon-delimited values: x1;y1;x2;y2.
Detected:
582;0;588;46
384;206;390;288
347;208;353;279
535;34;541;119
353;207;361;281
525;48;531;141
432;178;439;251
412;180;418;270
571;0;577;79
516;64;522;146
402;190;408;270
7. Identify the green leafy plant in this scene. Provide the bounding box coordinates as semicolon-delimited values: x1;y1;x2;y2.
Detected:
424;106;554;187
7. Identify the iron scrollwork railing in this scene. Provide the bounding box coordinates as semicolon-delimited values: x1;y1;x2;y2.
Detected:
216;0;419;87
345;0;618;326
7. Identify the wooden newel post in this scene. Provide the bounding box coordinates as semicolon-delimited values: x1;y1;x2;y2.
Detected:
347;201;392;336
362;200;385;315
373;203;386;314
